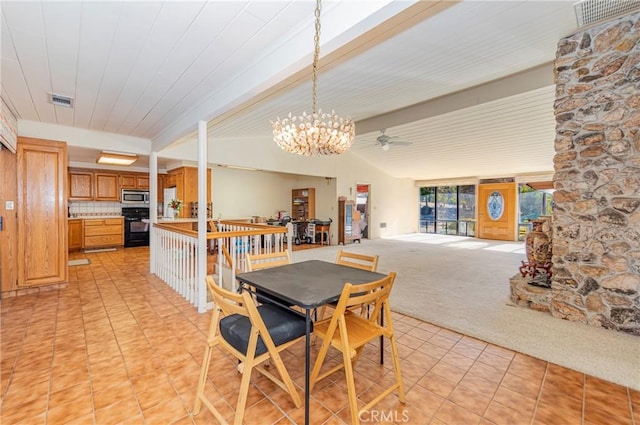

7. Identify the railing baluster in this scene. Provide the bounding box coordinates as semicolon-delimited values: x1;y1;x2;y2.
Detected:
151;221;290;310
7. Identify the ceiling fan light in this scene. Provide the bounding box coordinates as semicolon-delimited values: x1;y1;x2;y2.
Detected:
381;143;390;152
97;151;138;166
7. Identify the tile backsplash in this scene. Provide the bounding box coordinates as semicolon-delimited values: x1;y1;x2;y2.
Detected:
69;202;122;217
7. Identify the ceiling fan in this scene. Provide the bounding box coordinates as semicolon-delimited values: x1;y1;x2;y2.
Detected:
376;129;412;151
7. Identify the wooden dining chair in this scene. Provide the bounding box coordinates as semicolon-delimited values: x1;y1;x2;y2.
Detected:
318;250;380;320
245;250;291;271
309;272;405;425
335;249;379;272
194;276;305;425
245;251;293;307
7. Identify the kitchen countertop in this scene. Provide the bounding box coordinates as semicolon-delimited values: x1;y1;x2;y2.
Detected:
68;215;123;219
153;218;198;224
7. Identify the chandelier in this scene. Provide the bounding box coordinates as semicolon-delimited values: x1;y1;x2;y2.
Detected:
272;0;355;156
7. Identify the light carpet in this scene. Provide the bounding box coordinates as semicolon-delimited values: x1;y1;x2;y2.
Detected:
292;234;640;390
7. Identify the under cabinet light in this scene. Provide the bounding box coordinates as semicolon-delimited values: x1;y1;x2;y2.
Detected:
97;151;138;166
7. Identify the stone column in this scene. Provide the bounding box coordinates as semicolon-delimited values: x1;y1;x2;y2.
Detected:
552;11;640;335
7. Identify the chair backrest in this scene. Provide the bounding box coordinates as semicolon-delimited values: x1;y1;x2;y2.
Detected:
332;272;396;327
246;251;291;271
206;276;255;319
335;250;379;272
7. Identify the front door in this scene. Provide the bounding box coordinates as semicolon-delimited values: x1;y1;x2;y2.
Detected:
477;182;517;241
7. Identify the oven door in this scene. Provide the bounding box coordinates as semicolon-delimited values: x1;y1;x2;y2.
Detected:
124;218;150;247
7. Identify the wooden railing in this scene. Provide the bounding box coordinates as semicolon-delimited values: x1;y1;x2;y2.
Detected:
151;220;291;311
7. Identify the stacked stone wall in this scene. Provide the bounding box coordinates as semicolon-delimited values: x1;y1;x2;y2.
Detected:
552;11;640;335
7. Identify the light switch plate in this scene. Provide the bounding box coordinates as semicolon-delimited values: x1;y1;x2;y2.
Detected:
5;200;15;210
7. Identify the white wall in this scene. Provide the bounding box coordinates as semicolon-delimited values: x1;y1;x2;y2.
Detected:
211;167;335;221
19;120;150;153
193;135;418;239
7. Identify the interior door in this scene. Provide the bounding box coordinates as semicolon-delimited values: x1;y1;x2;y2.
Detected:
477;182;517;241
0;146;18;293
17;137;68;286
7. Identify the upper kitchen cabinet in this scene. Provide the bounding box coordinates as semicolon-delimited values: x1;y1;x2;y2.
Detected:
95;173;119;201
120;173;149;190
166;166;211;218
157;174;166;203
17;137;68;287
69;168;120;201
69;169;94;200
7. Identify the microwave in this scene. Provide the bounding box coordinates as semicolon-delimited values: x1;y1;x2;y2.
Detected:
121;189;150;204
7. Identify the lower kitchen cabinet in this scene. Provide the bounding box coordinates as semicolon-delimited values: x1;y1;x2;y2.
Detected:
68;219;83;251
83;218;124;248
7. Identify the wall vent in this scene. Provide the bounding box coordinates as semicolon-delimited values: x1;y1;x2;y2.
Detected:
49;93;74;108
574;0;640;27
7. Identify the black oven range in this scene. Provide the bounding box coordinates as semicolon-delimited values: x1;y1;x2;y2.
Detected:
122;207;150;247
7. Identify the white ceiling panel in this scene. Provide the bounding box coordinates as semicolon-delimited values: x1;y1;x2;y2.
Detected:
73;2;122;130
102;1;165;133
3;1;56;123
4;0;631;180
116;1;209;134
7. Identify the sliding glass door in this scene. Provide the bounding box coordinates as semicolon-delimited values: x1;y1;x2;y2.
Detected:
419;185;476;236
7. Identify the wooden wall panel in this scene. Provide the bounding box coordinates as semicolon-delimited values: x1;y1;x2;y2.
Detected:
0;146;18;292
17;137;68;286
477;182;517;241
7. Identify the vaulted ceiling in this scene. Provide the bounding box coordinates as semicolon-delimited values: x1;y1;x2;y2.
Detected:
1;0;614;180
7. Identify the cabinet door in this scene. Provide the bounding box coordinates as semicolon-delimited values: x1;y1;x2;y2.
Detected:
136;175;149;189
68;219;83;250
69;171;93;200
120;174;136;189
17;137;68;286
95;173;120;201
166;173;177;187
158;175;166;203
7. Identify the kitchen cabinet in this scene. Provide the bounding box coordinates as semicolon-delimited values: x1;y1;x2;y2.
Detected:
291;188;315;221
120;173;149;190
17;137;68;287
68;168;121;201
69;170;94;200
68;219;83;251
95;173;119;201
158;174;166;203
83;218;124;248
166;166;211;218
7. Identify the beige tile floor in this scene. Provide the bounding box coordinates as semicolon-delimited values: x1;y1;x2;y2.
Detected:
1;247;638;424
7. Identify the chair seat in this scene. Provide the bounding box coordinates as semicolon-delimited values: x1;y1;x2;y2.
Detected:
220;304;308;356
314;311;384;353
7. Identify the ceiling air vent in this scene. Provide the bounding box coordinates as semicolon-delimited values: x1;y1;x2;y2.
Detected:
574;0;640;27
48;93;74;108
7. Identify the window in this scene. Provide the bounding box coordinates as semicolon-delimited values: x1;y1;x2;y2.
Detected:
419;185;476;236
518;184;553;240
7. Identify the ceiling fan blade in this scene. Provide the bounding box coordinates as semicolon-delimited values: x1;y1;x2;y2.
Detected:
391;141;412;146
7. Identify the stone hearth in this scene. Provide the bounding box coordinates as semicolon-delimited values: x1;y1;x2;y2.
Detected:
510;274;552;313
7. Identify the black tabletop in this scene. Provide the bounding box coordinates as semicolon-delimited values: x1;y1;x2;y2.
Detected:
236;260;386;309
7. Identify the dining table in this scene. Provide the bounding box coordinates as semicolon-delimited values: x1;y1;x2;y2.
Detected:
236;259;386;425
